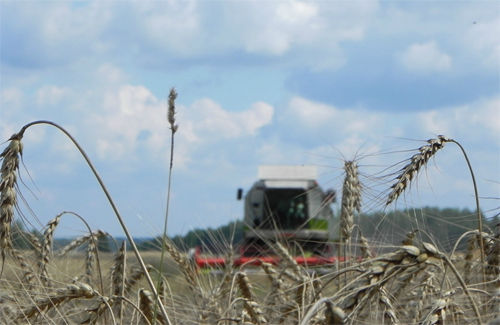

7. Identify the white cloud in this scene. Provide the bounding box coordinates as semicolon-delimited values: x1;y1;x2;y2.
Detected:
287;96;337;126
239;102;275;135
399;41;452;74
1;87;23;111
417;110;451;136
242;1;319;55
417;97;500;145
282;96;383;140
36;85;71;106
230;0;377;69
2;1;499;237
90;85;273;166
95;64;127;85
94;85;165;159
185;98;273;139
1;1;378;70
0;2;112;67
133;1;202;55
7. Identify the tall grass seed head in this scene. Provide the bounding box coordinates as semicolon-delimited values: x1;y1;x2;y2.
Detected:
167;88;178;133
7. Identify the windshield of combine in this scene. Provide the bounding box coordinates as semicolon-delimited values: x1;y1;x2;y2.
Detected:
262;188;308;230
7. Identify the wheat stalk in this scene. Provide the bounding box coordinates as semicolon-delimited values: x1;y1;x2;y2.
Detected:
274;242;306;282
421;242;482;324
379;287;399;324
464;235;475;284
386;136;487;291
261;261;285;309
156;88;179;322
339;160;362;287
324;300;346;324
340;161;362;243
39;212;63;285
421;297;450;325
8;120;171;324
82;296;114;325
0;133;23;271
162;238;198;290
140;288;167;325
486;223;499;277
235;271;267;324
84;232;99;283
10;248;35;284
17;282;99;321
401;229;418;246
354;226;372;259
24;231;42;254
57;229;109;257
301;298;345;325
125;264;154;296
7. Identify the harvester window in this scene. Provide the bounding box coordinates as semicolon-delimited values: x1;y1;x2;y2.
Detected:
262;189;308;230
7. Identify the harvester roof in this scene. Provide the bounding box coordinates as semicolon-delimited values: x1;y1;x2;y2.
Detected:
258;165;317;189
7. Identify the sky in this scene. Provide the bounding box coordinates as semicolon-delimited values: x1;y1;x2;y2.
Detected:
1;0;499;238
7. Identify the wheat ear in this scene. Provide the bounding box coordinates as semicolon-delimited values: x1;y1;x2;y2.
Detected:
11;120;171;324
124;264;153;295
162;238;197;289
109;241;125;321
57;229;109;257
386;135;449;206
235;271;267;324
0;133;23;272
24;231;42;254
324;300;346;324
39;212;63;285
18;282;98;321
340;161;362;244
111;242;126;291
353;226;372;259
140;289;167;325
387;136;486;286
422;242;482;325
274;241;305;282
10;248;35;284
486;223;499;277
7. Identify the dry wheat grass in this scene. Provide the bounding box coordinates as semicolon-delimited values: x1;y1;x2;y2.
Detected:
0;119;497;325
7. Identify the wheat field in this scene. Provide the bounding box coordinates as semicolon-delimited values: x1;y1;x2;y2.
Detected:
0;120;498;324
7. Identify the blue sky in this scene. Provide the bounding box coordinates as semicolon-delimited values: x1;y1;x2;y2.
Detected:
1;0;499;238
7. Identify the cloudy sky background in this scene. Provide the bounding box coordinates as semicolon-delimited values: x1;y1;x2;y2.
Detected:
1;1;499;238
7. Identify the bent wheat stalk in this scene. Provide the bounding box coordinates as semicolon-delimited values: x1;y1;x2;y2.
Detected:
8;120;171;324
448;139;486;285
386;136;485;285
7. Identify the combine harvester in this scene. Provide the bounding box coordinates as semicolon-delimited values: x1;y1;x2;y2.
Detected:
194;165;342;269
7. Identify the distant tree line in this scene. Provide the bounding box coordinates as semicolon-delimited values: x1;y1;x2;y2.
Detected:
136;220;244;252
11;207;498;253
136;207;499;253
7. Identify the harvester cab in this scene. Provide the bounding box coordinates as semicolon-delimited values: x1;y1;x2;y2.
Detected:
238;165;336;257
